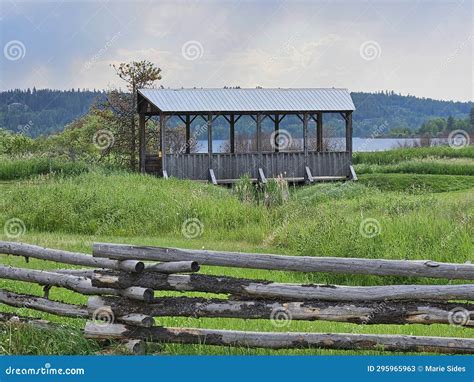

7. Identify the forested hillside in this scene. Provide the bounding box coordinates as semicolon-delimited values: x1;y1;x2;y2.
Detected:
0;88;104;137
350;91;472;136
0;88;472;137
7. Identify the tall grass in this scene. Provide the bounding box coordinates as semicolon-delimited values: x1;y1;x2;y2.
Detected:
359;173;474;193
353;145;474;165
0;157;90;181
355;158;474;176
1;172;270;243
1;171;471;264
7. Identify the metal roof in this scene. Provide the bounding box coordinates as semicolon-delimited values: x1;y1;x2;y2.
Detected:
138;88;355;113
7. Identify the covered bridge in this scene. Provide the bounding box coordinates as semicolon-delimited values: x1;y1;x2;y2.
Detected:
137;88;356;184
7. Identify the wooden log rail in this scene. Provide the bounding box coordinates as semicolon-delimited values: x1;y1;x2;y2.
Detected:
0;241;144;273
145;261;199;274
0;289;88;318
91;271;474;302
0;242;200;275
92;243;474;280
88;296;474;327
0;289;155;327
84;322;474;354
0;265;154;302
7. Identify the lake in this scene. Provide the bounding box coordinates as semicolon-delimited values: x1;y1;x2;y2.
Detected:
194;138;446;153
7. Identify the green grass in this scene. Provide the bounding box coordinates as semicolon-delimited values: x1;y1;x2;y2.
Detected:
1;172;268;241
0;146;473;355
0;157;91;181
355;158;474;176
353;145;474;165
359;173;474;193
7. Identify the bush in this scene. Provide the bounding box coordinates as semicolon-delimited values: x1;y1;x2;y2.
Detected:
233;174;254;203
263;175;289;207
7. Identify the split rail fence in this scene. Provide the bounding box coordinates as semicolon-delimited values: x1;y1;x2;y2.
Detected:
0;241;473;355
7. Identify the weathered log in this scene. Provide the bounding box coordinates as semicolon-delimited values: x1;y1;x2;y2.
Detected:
83;322;474;354
0;241;144;272
0;312;56;330
0;265;153;302
93;243;474;280
122;339;147;355
91;271;474;302
145;261;200;274
87;296;474;327
0;288;88;318
117;313;155;328
54;269;95;278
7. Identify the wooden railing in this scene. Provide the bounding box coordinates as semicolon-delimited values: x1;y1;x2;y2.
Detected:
146;151;351;181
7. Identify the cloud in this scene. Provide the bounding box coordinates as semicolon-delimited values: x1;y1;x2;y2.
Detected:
0;0;472;101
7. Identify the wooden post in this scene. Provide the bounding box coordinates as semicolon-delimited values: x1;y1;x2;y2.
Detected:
346;111;353;157
317;112;323;152
274;114;280;152
160;113;167;177
256;114;262;153
139;114;146;173
303;113;308;161
230;114;235;153
185;115;191;154
207;113;212;169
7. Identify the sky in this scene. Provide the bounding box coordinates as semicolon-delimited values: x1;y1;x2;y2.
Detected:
0;0;472;102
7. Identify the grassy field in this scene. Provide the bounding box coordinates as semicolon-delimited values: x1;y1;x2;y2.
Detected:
0;156;91;181
0;146;473;355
